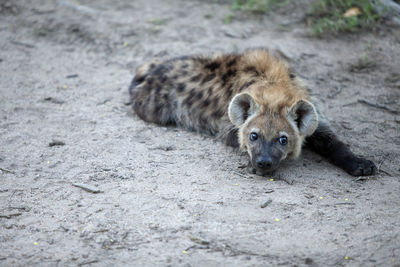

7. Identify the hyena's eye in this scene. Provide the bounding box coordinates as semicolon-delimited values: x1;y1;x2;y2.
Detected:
249;132;258;141
279;136;288;145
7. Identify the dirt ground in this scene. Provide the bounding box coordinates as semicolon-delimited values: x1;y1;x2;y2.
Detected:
1;0;400;266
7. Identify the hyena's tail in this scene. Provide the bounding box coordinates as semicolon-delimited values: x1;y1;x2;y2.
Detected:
129;60;161;96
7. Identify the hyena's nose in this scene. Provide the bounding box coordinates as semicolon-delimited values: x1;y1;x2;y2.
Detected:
256;156;273;169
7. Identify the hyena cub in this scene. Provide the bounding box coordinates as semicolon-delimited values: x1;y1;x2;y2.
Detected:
129;49;376;176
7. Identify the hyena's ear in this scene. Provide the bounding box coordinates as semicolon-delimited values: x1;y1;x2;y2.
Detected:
288;100;318;136
228;93;258;127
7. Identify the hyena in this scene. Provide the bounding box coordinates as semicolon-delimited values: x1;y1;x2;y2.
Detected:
129;49;376;176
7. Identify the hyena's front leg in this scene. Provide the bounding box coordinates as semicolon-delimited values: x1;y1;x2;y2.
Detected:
305;121;377;176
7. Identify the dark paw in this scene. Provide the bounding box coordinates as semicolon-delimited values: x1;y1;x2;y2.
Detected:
345;157;377;176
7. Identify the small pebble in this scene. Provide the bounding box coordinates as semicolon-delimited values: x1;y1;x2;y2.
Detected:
260;199;272;208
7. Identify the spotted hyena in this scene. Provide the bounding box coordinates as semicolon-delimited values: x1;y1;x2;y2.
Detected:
129;49;376;176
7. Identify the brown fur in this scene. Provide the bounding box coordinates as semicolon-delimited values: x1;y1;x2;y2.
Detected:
129;49;376;176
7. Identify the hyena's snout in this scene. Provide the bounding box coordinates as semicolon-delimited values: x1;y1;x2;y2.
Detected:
252;150;282;174
256;155;273;170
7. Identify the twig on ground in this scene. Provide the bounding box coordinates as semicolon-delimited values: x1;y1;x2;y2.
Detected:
149;145;175;151
10;41;36;48
148;160;174;165
358;99;400;114
8;206;30;211
0;212;22;219
342;102;357;107
379;168;393;176
72;183;103;193
49;140;66;147
93;229;109;233
187;240;277;259
185;245;210;251
44;97;65;104
189;234;210;245
78;260;99;266
0;168;15;174
0;167;14;174
233;171;249;179
334;202;355;206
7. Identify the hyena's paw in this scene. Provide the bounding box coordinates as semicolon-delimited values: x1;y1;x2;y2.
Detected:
344;156;377;176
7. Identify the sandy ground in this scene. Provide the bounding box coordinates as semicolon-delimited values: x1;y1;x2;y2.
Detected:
1;0;400;266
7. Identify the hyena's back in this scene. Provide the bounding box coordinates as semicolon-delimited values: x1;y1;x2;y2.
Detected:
130;54;247;136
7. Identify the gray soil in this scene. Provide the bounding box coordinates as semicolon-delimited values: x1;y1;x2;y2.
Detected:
1;0;400;266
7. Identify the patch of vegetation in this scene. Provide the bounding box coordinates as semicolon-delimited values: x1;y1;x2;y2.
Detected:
309;0;383;36
223;13;234;24
232;0;287;13
225;0;289;23
349;42;377;73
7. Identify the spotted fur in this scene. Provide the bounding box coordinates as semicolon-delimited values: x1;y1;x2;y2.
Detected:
129;49;376;176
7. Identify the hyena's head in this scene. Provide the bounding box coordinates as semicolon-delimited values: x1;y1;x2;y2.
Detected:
228;93;318;175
